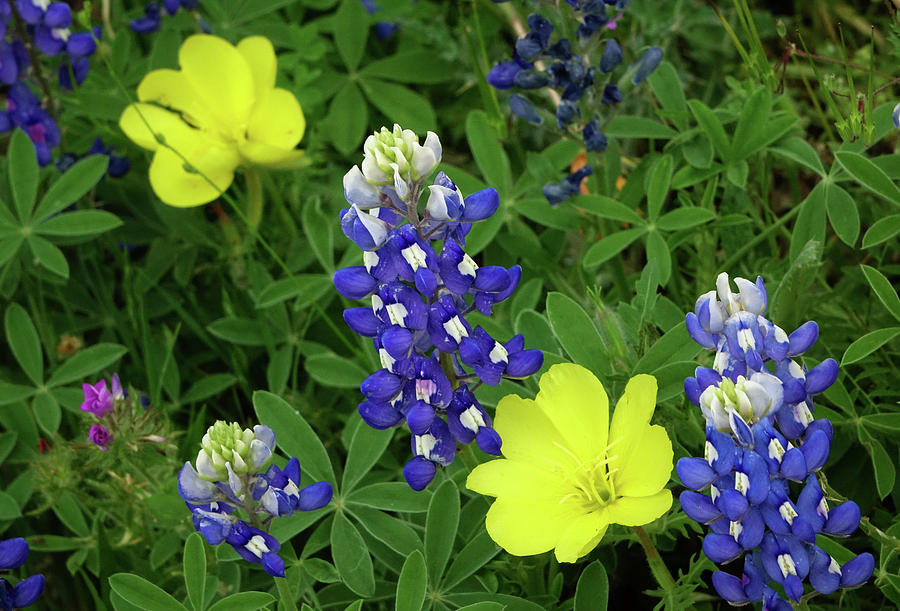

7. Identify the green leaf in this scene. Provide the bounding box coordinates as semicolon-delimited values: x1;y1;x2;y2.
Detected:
682;132;713;169
342;423;392;493
815;535;855;564
825;185;859;246
731;87;771;159
183;533;206;611
47;343;127;387
772;240;823;324
361;51;454;84
574;561;609;611
861;413;900;433
305;353;368;389
442;529;500;590
5;303;43;385
867;437;896;499
789;185;825;261
349;506;422;556
0;236;23;268
327;82;367;155
0;491;21;520
331;512;375;597
52;491;88;536
346;482;431;512
181;373;237;404
688;100;730;161
303;558;341;583
33;155;109;221
395;550;427;611
545;292;608;375
0;431;17;465
835;151;900;208
466;110;512;192
206;593;275;611
582;227;646;268
206;317;265;346
109;573;189;611
34;210;122;237
253;391;336;485
769;137;825;176
656;207;715;231
647;61;688;131
27;235;69;278
725;160;749;188
862;214;900;248
256;274;332;309
573;195;644;225
633;321;700;374
425;479;459;583
636;262;659;329
514;309;558;354
647;155;673;221
604;116;677;140
645;230;671;285
333;0;368;72
302;202;335;272
361;79;436;134
33;392;60;435
9;129;39;222
861;265;900;323
841;327;900;366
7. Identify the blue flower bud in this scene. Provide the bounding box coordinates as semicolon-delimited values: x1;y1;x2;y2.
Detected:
677;457;716;490
799;428;830;472
405;400;435;435
600;39;624;73
509;94;543;124
462;188;499;221
361;368;405;403
333;266;378;299
787;320;818;356
0;538;29;571
703;533;742;563
824;501;861;536
583;121;608;152
358;400;404;429
679;490;720;523
513;69;550;89
632;46;663;83
297;481;334;511
403;455;437;491
44;2;71;27
601;83;623;105
808;546;842;594
839;552;874;588
805;359;838;394
10;574;45;607
779;447;807;482
487;61;524;89
343;307;381;337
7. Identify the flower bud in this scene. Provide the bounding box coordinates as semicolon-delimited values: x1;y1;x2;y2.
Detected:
196;421;275;481
361;124;441;186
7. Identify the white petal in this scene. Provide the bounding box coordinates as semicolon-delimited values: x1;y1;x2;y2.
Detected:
343;165;381;207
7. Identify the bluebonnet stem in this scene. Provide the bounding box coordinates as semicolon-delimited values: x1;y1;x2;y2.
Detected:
486;2;661;204
177;421;332;577
0;538;44;610
677;273;873;608
334;125;543;491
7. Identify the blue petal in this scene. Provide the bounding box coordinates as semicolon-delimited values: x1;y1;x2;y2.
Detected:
333;266;378;300
12;574;45;608
824;501;861;536
343;307;381;337
403;456;437;491
360;369;404;402
475;427;503;455
805;358;838;394
406;400;435;435
685;313;717;349
839;552;874;588
711;571;748;604
0;537;29;570
702;533;743;564
780;448;808;482
679;490;721;524
178;462;217;504
808;546;841;594
717;488;749;521
262;551;286;577
505;349;543;378
462;188;499;222
799;429;830;472
358;400;403;430
298;481;333;511
676;457;716;490
787;321;818;355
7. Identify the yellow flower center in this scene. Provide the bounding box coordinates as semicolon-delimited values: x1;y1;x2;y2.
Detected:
554;443;618;510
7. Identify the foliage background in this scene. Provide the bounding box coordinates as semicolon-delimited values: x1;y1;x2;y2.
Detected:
0;0;898;609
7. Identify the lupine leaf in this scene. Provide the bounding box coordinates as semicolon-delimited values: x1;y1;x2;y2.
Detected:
342;422;392;493
327;81;367;155
47;343;127;387
835;151;900;208
395;550;427;611
841;328;900;365
604;116;677;139
27;235;69;278
574;561;609;611
645;230;672;285
305;353;369;389
109;573;189;611
206;592;275;611
346;482;432;513
424;479;460;583
862;214;900;248
332;0;368;72
33;155;108;221
184;533;206;611
582;227;647;268
860;265;900;323
731;86;771;159
8;129;38;222
5;303;43;385
331;512;375;597
442;528;500;590
825;184;859;246
466;110;512;192
253;391;337;485
361;79;436;135
688;100;730;161
34;210;122;236
546;292;609;375
647;155;673;221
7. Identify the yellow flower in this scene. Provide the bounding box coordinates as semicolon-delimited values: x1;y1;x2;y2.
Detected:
119;34;305;207
466;363;674;563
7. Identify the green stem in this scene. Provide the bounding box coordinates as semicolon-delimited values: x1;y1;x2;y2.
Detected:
632;525;676;592
245;168;264;229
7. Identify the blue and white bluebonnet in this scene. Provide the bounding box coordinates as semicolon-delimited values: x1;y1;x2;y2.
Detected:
0;0;102;165
177;421;332;577
334;125;543;491
485;2;661;205
130;0;201;34
677;273;873;608
0;537;44;610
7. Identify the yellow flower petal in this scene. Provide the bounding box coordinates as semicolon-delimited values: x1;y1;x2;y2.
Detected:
178;34;254;131
612;424;673;498
467;458;571;501
148;144;239;207
484;496;580;557
604;489;673;527
237;36;277;101
553;511;609;563
608;374;658;477
533;363;609;465
247;88;305;151
492;393;573;472
119;103;192;151
238;142;306;169
136;69;212;130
